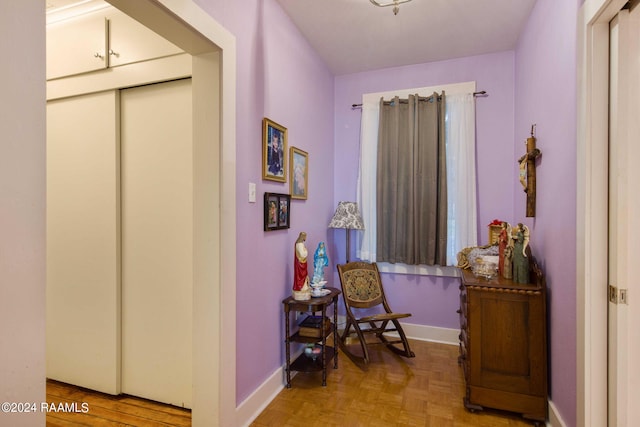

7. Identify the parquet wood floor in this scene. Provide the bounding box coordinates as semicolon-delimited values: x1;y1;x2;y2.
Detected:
251;339;538;427
45;339;537;426
45;380;191;426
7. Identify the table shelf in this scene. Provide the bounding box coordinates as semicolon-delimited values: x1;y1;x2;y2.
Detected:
290;345;336;372
282;287;341;387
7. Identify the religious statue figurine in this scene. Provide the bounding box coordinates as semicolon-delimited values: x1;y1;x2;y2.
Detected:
518;124;542;217
497;222;512;277
293;232;311;300
512;223;530;284
312;242;329;284
503;245;513;280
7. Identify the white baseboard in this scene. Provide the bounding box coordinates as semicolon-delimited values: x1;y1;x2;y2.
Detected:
235;355;291;427
547;400;567;427
398;322;459;345
338;316;459;346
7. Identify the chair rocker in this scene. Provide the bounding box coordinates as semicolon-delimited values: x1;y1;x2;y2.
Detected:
337;261;415;365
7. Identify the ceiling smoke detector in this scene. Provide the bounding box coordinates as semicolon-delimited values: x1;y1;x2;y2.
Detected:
369;0;413;15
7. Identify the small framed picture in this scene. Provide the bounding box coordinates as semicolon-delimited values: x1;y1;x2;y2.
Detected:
264;192;291;231
278;195;290;228
289;147;308;200
262;118;287;182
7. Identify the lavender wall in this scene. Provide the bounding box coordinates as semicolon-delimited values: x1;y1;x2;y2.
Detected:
0;2;46;426
193;0;335;405
514;0;578;425
333;52;517;328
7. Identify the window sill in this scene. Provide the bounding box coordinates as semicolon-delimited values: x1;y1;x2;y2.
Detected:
377;262;460;278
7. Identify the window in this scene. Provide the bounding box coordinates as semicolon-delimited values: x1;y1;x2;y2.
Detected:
356;81;478;275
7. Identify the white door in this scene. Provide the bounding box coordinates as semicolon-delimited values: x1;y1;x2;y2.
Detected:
120;78;193;408
46;90;120;394
608;4;640;426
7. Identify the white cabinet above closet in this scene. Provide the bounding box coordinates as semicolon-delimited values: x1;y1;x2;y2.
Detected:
46;12;108;80
103;8;182;69
46;2;182;81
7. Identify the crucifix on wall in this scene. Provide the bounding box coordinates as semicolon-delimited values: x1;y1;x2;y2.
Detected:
518;124;542;217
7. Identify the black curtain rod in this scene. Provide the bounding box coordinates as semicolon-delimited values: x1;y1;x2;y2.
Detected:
383;94;441;105
351;90;487;109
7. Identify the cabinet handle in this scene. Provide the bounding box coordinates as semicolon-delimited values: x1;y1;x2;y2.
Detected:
109;49;119;58
94;52;104;60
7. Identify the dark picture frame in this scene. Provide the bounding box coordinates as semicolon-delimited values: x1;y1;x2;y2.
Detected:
264;192;291;231
289;147;308;200
262;118;287;182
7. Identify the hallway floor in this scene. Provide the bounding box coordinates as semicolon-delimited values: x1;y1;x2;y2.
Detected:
251;339;537;427
45;380;191;426
45;339;537;426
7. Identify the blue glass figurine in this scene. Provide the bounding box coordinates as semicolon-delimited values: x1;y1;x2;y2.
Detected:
312;242;329;284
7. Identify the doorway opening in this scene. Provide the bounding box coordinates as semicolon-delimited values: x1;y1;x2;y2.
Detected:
45;1;237;425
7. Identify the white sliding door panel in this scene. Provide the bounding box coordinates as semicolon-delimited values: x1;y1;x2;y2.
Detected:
609;5;640;426
121;78;193;407
46;90;121;394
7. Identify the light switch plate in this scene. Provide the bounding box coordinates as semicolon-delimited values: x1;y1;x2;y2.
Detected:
248;182;256;203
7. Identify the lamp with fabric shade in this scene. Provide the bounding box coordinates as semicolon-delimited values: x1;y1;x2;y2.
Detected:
328;201;364;263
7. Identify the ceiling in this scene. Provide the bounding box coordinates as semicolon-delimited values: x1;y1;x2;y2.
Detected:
46;0;538;76
276;0;537;75
45;0;85;10
45;0;110;23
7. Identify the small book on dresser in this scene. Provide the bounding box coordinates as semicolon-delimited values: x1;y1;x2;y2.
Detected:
298;315;331;338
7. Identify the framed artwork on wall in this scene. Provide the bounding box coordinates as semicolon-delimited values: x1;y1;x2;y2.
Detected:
264;192;291;231
290;147;308;200
262;118;287;182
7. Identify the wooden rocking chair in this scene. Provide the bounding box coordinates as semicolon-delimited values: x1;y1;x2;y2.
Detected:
337;261;415;365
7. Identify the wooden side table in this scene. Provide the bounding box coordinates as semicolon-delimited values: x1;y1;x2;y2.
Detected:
282;287;340;387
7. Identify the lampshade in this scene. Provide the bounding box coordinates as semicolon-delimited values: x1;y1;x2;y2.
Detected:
328;201;364;230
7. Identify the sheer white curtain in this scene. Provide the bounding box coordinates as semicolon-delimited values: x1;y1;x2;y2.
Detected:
445;93;477;265
356;100;379;261
356;91;477;266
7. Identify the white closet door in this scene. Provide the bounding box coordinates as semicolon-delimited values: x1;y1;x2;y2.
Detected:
608;4;640;426
120;78;193;407
46;90;121;394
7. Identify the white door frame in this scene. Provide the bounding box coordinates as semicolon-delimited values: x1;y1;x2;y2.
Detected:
104;1;237;425
577;0;626;426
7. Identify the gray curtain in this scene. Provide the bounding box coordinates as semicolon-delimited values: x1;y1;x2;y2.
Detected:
376;93;447;265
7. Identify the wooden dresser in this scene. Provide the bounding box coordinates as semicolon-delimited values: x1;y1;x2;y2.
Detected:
458;260;547;424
